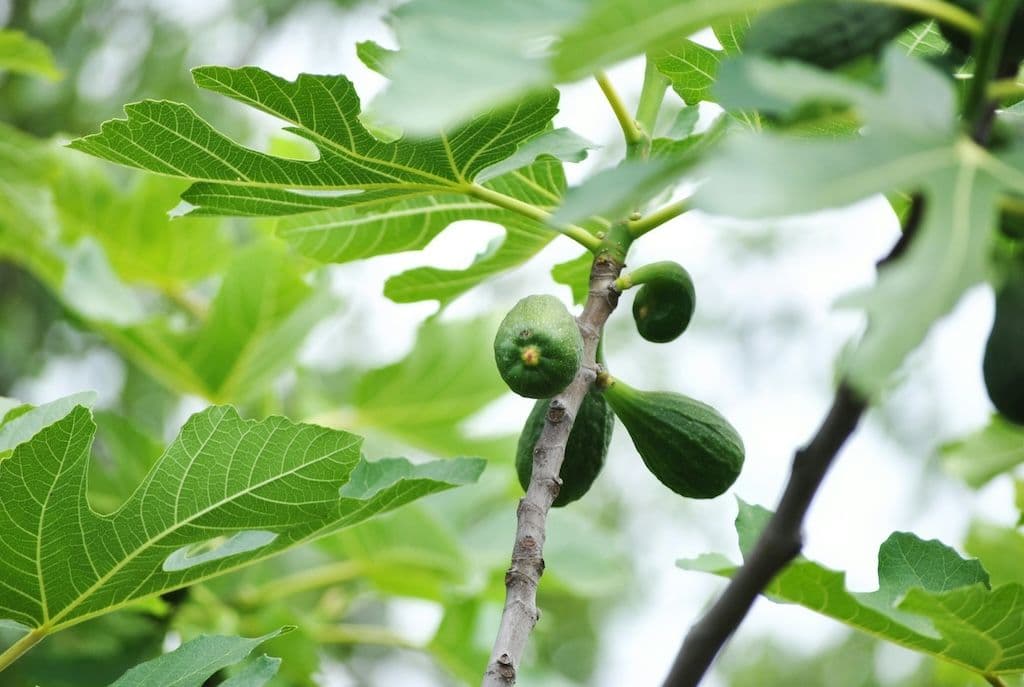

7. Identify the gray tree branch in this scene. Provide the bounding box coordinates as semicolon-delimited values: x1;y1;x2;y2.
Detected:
482;253;623;686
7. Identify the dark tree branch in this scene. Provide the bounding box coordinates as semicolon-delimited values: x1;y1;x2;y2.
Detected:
661;383;867;687
482;253;624;686
659;12;1008;682
661;194;927;687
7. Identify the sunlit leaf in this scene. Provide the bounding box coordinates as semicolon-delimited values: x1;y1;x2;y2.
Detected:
350;316;511;457
107;241;335;403
372;0;587;133
693;49;1024;395
109;628;287;687
0;402;483;645
70;66;559;218
0;30;61;80
681;501;1024;678
551;118;725;225
942;416;1024;488
280;159;576;306
552;251;592;305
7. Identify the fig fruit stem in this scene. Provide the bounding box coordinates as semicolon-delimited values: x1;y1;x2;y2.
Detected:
988;77;1024;102
481;252;625;687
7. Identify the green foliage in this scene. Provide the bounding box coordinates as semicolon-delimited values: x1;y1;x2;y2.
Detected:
684;501;1024;680
654;19;749;107
346;316;513;457
550;117;725;225
694;48;1024;396
943;415;1024;487
0;397;482;645
0;30;61;80
109;628;287;687
7;0;1024;683
552;252;594;305
742;1;915;68
70;66;558;216
69;66;603;306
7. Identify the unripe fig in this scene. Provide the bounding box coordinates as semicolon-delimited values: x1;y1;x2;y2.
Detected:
604;378;744;499
516;389;614;507
494;295;583;398
626;261;696;344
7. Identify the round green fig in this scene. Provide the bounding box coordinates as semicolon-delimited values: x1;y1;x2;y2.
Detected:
626;261;696;343
494;295;583;398
604;378;744;499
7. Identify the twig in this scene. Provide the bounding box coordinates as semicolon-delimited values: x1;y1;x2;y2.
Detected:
596;72;645;149
313;624;420;650
661;194;926;687
984;674;1009;687
481;251;625;686
636;56;670;138
628;199;690;238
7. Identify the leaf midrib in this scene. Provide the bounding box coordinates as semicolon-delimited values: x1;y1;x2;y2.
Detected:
194;71;458;188
44;427;360;628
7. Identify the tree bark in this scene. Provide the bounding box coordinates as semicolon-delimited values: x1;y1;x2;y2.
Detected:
481;253;623;686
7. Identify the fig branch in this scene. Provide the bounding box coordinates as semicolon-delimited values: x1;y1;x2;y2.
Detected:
481;230;629;686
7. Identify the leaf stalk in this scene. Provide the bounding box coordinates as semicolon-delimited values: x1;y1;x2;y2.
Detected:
465;184;601;251
0;628;46;673
595;72;648;156
635;56;670;139
628;199;690;238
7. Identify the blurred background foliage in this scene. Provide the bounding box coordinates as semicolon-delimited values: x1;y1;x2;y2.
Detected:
2;1;1024;685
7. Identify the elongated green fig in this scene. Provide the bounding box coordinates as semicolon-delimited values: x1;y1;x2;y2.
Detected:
516;389;614;507
744;1;915;69
494;295;583;398
604;378;744;499
984;266;1024;424
625;261;696;343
